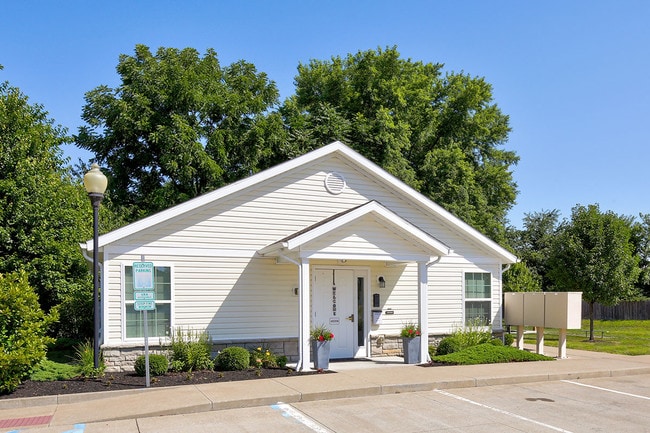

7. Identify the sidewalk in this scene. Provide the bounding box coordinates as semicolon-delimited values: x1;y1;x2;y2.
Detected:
2;348;650;431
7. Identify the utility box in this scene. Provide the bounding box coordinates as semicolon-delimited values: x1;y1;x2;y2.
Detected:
523;292;546;327
504;292;525;325
544;292;582;329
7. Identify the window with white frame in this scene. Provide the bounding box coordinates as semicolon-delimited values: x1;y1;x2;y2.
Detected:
124;265;172;338
464;272;491;325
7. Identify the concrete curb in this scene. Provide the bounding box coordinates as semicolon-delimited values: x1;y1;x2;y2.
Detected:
2;352;650;425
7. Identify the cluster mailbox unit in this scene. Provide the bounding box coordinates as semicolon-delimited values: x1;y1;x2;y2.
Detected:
504;292;582;358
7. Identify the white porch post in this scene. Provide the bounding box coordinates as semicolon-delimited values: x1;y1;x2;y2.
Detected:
298;258;311;371
417;261;429;363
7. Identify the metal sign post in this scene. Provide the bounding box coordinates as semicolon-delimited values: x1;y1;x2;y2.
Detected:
133;259;155;387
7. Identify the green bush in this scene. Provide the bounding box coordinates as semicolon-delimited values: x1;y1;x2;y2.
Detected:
250;347;287;369
134;354;169;376
450;318;492;348
504;333;515;346
489;338;504;346
0;271;58;394
74;340;105;378
215;347;251;371
432;343;554;365
168;328;214;372
435;336;462;356
276;355;288;368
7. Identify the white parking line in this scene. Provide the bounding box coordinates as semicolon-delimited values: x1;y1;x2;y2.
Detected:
271;402;333;433
434;389;574;433
561;380;650;400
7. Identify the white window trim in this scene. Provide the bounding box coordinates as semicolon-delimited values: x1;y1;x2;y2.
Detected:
121;261;175;343
462;271;492;327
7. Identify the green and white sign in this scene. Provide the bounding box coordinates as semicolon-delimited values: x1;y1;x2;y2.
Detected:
133;261;156;310
134;291;155;301
134;300;156;311
133;261;154;290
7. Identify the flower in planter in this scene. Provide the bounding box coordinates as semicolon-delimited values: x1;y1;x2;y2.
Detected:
310;324;334;341
401;322;421;338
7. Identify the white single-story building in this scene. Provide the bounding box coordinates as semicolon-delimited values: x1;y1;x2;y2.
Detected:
80;141;517;371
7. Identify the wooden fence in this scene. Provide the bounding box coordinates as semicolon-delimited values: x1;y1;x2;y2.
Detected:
582;301;650;320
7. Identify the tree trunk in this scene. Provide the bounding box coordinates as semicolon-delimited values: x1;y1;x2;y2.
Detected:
589;301;595;342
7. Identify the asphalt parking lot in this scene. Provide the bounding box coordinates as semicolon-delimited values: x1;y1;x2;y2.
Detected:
101;374;650;433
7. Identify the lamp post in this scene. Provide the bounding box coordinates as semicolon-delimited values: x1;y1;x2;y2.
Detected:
83;163;108;369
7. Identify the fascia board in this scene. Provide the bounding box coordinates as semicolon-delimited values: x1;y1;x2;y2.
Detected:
300;251;434;262
335;146;517;263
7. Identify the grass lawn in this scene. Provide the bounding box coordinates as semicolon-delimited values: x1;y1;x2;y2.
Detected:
522;319;650;356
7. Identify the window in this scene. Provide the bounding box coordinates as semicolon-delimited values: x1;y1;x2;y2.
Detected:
464;272;491;325
124;265;172;338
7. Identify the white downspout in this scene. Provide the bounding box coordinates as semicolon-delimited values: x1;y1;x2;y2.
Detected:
418;256;442;363
279;255;311;371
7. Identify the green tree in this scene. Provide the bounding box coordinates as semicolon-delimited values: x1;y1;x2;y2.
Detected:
503;261;541;293
0;80;125;338
548;204;640;341
0;271;58;393
0;81;86;323
631;213;650;296
507;209;560;290
282;47;518;242
77;45;285;220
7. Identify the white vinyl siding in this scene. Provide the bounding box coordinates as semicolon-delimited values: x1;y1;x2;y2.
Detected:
100;153;508;346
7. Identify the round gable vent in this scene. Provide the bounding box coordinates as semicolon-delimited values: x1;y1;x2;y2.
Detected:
324;172;347;195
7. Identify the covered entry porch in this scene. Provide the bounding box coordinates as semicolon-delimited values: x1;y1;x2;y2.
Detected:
258;201;451;370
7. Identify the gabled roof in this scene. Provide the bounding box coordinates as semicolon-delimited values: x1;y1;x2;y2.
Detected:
82;141;517;263
258;200;451;261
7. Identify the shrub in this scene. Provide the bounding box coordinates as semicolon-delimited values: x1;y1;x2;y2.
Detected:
74;340;105;378
134;354;169;376
450;318;492;348
0;271;58;393
249;347;288;369
489;338;504;346
435;336;462;356
276;355;288;368
215;347;250;371
504;333;515;346
432;343;554;365
168;328;214;372
250;347;277;368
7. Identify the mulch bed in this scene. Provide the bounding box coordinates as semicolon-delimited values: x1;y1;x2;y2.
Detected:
0;368;324;400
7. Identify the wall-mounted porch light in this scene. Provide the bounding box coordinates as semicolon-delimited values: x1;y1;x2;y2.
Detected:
378;276;386;288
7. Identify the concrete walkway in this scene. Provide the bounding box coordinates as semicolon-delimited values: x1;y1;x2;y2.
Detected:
1;348;650;431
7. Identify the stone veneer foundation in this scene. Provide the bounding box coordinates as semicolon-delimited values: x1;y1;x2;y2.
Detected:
102;338;300;372
103;334;454;372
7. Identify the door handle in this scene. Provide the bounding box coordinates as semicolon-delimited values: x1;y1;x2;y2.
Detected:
346;313;354;322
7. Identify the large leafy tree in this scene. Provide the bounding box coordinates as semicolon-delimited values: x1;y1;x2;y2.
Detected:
281;47;518;242
77;45;285;220
503;262;541;293
631;213;650;296
547;204;640;341
507;209;561;290
0;80;95;337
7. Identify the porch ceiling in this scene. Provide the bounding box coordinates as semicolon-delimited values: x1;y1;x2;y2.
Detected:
257;201;452;262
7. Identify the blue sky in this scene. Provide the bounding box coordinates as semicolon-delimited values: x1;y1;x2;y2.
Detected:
2;1;649;227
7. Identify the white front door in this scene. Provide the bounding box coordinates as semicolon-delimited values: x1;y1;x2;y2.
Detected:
313;268;356;359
